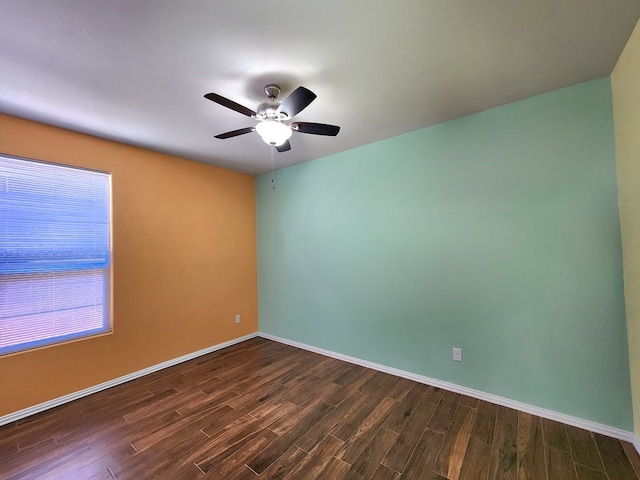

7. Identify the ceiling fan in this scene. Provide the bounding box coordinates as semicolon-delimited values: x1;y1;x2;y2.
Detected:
204;84;340;152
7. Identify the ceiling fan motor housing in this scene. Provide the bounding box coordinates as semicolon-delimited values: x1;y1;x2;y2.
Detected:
255;101;287;121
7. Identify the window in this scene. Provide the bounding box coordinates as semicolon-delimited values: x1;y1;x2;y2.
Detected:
0;154;111;355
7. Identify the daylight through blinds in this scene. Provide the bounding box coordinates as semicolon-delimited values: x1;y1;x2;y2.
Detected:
0;155;111;355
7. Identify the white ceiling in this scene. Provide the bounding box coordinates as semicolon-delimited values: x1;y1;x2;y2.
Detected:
0;1;638;175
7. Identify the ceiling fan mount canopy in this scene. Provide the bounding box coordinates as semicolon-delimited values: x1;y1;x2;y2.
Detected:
204;83;340;153
263;84;282;100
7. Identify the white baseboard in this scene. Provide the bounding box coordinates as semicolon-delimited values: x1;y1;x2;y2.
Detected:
3;330;638;457
258;332;637;446
633;434;640;457
0;333;258;427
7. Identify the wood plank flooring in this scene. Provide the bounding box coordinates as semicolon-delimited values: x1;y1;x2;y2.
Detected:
1;337;639;479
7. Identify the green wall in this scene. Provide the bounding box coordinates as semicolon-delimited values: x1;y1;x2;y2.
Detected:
256;77;633;430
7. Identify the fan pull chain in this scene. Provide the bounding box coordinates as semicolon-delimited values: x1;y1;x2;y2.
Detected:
270;145;276;190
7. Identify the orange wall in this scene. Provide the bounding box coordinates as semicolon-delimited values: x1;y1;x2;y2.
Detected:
0;113;258;416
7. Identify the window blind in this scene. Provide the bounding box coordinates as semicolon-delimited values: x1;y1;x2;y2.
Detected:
0;155;111;355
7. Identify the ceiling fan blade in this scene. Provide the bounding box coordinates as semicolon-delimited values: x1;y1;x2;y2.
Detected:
204;93;256;117
276;140;292;152
292;122;340;136
278;86;317;118
214;127;255;139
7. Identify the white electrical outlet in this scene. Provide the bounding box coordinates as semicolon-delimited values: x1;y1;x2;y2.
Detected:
453;347;463;362
234;314;241;324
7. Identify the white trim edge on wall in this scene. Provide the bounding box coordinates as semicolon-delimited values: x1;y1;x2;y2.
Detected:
0;333;258;428
3;331;638;457
258;332;637;446
634;434;640;456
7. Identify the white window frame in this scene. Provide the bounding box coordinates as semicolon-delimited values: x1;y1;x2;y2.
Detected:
0;154;112;356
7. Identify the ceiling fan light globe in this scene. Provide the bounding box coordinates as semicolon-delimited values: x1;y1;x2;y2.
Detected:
255;120;292;146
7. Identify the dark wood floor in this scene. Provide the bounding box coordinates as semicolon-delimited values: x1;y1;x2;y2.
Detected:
1;338;640;479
